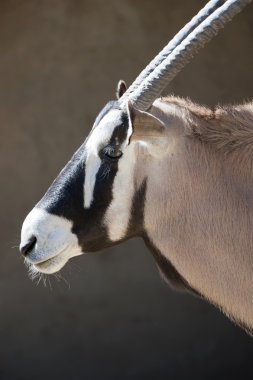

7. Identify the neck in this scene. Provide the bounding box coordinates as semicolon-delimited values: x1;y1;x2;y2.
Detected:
143;99;253;333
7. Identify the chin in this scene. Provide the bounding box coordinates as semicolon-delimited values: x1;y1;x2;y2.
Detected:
25;249;83;277
34;255;69;274
24;257;67;278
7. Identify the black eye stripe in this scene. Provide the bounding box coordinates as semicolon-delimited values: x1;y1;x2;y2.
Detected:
97;111;129;161
107;112;129;145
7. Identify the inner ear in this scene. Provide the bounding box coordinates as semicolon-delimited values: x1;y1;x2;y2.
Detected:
116;80;127;99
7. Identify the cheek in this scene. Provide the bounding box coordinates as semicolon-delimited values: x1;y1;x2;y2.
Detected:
104;147;136;241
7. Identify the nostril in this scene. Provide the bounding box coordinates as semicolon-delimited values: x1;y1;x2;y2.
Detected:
20;236;37;256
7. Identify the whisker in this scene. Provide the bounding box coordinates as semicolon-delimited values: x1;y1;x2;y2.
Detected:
48;277;53;291
54;272;71;289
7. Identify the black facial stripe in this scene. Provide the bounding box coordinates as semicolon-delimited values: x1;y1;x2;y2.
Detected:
99;110;129;160
79;160;119;251
37;144;86;214
126;178;147;238
109;111;129;145
143;235;200;295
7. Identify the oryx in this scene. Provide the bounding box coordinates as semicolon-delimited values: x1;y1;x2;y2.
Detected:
20;0;253;334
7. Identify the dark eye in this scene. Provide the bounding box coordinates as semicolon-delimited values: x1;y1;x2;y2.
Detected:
104;146;123;160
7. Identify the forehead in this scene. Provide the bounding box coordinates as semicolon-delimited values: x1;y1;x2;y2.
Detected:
86;106;128;153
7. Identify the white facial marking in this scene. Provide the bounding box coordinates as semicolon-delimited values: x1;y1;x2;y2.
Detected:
20;208;82;274
83;109;123;208
104;108;134;241
104;144;136;241
84;154;101;208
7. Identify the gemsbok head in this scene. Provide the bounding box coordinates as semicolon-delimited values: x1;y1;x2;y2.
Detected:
20;0;253;334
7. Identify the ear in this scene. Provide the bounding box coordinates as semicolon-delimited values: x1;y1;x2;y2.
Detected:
127;101;168;157
116;80;127;99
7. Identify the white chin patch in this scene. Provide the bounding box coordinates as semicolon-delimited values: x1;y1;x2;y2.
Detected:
21;208;82;274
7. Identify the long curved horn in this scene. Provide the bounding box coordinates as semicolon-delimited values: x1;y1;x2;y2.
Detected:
121;0;225;102
120;0;252;111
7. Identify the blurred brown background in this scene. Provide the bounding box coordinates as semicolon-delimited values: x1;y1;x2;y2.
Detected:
1;0;253;379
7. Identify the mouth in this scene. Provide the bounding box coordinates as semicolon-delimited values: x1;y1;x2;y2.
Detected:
26;258;65;277
25;245;83;276
34;255;63;272
24;249;68;275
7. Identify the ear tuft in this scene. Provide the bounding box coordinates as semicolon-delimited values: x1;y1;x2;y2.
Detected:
116;80;127;99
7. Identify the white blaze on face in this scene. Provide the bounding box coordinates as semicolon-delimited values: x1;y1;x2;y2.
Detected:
84;154;101;208
102;107;136;242
83;109;124;209
104;143;137;242
84;105;136;241
20;208;82;274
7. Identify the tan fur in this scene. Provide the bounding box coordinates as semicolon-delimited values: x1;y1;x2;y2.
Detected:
140;97;253;333
162;96;253;156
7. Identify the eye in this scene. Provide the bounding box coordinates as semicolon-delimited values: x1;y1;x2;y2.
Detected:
104;146;123;160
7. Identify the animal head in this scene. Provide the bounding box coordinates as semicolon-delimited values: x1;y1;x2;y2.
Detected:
19;0;249;276
20;82;167;275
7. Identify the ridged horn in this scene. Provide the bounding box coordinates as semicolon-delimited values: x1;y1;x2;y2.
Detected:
120;0;252;111
120;0;225;103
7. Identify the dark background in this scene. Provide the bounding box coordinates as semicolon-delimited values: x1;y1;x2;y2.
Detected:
1;1;253;379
